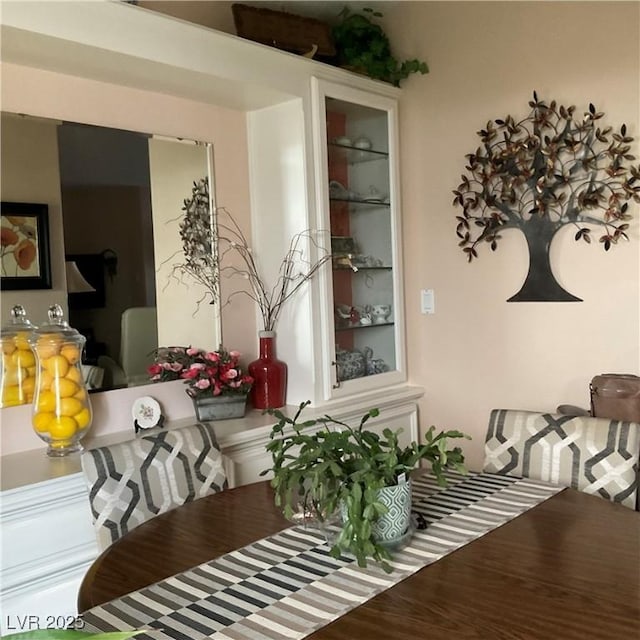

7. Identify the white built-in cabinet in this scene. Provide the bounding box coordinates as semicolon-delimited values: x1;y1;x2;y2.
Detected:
311;79;406;398
0;1;424;633
244;83;406;407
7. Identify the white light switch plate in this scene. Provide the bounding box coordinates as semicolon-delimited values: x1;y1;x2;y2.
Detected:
421;289;435;314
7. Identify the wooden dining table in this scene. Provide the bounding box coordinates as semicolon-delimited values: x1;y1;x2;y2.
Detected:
78;476;639;640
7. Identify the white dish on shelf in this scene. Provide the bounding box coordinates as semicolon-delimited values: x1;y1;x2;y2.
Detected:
132;395;162;429
333;136;352;146
353;136;372;150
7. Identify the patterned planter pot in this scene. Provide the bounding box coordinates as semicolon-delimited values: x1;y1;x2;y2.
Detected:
372;479;413;548
324;479;414;551
192;395;248;421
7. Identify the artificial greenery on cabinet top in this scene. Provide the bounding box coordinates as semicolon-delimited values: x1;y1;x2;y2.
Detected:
331;6;428;86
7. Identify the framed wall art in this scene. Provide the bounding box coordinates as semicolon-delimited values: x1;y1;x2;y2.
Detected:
1;201;52;290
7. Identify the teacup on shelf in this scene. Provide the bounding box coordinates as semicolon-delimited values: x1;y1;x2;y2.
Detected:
333;136;352;147
371;304;392;323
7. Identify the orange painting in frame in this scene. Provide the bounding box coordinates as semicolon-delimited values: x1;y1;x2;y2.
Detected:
1;202;52;290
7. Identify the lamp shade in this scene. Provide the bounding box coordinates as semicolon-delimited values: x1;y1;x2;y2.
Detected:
65;260;95;293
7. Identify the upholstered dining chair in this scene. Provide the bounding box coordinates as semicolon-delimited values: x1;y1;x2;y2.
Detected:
81;422;228;550
483;409;640;509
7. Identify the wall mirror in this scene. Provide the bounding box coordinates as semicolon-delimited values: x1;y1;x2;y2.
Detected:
0;111;219;393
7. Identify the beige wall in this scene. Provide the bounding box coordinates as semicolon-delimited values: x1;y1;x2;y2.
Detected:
383;1;640;469
0;114;68;322
138;0;236;33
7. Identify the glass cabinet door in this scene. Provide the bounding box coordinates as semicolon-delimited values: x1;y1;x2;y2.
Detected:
313;79;405;396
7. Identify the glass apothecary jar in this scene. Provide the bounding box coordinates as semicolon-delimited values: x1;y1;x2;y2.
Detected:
0;305;38;408
29;304;93;456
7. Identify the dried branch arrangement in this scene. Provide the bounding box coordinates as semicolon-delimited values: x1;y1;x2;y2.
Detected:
217;207;332;331
166;177;331;323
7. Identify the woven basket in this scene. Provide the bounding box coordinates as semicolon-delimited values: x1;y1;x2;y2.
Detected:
232;3;336;58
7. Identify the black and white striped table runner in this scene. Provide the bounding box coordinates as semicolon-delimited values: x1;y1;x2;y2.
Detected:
82;472;562;640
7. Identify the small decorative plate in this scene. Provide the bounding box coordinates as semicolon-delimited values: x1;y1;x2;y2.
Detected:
132;396;162;429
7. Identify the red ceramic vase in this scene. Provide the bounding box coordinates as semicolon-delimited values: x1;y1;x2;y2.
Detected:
248;331;287;409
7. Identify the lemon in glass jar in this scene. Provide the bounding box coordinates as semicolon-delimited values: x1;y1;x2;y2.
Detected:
30;305;93;456
0;306;38;409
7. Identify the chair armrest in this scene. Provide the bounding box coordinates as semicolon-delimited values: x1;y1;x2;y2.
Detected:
556;404;590;416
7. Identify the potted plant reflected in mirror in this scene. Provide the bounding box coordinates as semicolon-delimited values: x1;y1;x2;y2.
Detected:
148;346;253;421
261;402;469;572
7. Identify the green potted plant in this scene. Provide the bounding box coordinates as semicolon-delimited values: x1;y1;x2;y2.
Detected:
331;7;428;87
262;402;469;571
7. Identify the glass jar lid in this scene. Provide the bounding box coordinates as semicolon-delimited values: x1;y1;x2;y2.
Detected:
29;304;85;344
1;304;37;339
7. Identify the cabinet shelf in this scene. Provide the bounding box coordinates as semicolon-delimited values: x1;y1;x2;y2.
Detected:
328;143;389;165
335;321;394;332
333;265;392;272
329;197;390;208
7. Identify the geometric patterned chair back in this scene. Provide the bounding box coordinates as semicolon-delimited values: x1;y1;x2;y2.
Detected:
81;422;228;550
483;409;640;510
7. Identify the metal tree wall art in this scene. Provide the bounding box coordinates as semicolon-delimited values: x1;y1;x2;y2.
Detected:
453;92;640;302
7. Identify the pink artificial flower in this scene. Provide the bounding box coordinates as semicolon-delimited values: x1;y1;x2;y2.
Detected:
150;344;252;395
147;363;162;376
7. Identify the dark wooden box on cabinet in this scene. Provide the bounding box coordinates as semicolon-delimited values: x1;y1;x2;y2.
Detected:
231;3;336;58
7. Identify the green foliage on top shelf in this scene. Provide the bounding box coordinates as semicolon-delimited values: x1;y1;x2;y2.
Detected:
332;7;428;87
